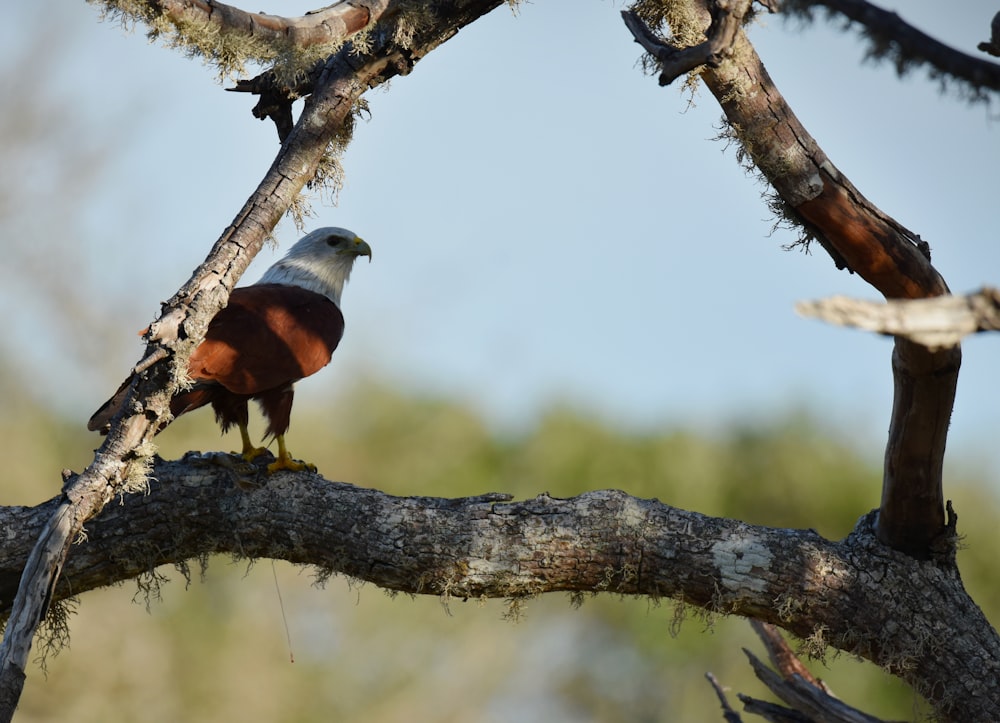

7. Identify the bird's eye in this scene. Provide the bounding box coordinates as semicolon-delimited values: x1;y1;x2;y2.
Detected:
326;236;340;247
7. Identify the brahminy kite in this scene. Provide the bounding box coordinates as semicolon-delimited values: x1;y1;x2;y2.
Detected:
88;227;371;472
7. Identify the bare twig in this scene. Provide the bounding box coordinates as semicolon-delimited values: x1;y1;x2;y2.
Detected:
706;672;745;722
796;287;1000;351
742;648;893;722
738;694;813;722
749;621;830;692
622;1;752;85
150;0;388;51
226;60;327;142
978;11;1000;58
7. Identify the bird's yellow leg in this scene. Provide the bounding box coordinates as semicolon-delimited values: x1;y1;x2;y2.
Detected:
237;423;269;462
267;434;317;474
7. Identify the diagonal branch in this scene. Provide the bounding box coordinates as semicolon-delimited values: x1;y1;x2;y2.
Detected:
740;648;890;722
737;621;896;721
623;0;960;557
749;620;830;693
705;672;745;722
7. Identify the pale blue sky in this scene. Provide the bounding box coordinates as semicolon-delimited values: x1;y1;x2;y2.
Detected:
3;1;998;480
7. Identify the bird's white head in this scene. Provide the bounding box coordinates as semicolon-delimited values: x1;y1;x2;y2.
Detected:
257;227;372;307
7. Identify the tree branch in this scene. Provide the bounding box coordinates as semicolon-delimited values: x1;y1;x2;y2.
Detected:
780;0;1000;98
1;459;998;719
978;11;1000;58
797;287;1000;350
110;0;390;53
749;620;830;692
736;621;895;722
705;671;745;722
622;0;959;556
740;649;889;722
621;1;754;86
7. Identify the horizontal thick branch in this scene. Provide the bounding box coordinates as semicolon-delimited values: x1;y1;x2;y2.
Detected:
797;287;1000;350
1;458;998;717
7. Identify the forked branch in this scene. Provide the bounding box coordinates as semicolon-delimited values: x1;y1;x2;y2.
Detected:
621;1;757;85
623;0;960;557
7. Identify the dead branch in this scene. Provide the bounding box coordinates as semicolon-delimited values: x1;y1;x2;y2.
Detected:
146;0;388;51
226;61;327;141
706;671;745;722
621;1;756;86
797;287;1000;351
779;0;1000;97
978;11;1000;58
737;623;898;722
741;650;891;722
749;620;829;692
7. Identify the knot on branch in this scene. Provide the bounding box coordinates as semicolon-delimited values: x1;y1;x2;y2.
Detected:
622;0;772;86
979;11;1000;57
227;61;326;142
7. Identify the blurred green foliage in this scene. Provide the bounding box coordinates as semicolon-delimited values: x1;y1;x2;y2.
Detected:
3;381;998;722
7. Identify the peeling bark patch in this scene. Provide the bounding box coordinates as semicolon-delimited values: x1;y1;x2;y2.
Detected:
711;535;772;593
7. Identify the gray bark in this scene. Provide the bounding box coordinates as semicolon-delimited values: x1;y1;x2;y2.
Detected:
2;459;999;719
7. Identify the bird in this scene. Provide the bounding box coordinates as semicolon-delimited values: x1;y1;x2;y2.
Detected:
88;227;372;473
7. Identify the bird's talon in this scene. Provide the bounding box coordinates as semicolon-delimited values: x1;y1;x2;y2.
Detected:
266;456;317;474
239;446;270;463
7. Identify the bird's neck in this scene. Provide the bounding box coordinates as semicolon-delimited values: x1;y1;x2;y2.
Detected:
257;256;354;307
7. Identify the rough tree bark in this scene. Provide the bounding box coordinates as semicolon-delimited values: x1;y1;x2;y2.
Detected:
1;462;998;718
2;0;998;720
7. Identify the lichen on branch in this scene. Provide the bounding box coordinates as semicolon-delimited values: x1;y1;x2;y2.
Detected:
90;0;375;81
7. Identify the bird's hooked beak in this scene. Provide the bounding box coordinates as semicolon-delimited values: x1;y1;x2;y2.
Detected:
350;237;372;262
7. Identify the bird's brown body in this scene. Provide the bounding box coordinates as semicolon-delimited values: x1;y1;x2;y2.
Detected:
171;283;345;439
